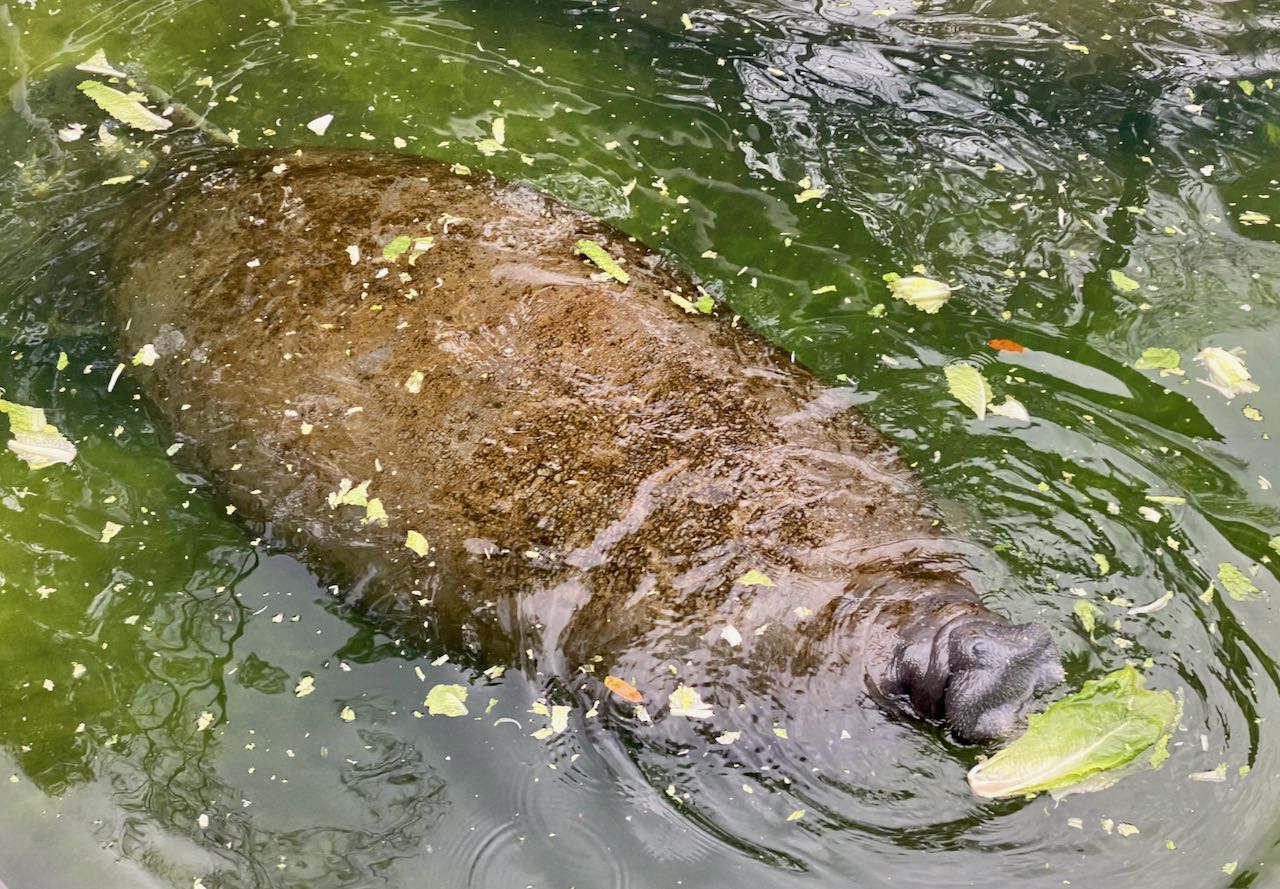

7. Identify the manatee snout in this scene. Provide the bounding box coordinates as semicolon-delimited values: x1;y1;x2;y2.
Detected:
886;610;1063;743
941;618;1063;742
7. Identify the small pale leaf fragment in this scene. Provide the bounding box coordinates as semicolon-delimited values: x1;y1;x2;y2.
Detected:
669;292;714;314
383;235;413;261
340;706;356;722
735;569;775;587
988;395;1030;422
786;809;806;822
1074;600;1103;635
1217;562;1263;601
1196;347;1259;399
77;81;172;132
131;343;159;366
294;676;316;698
75;50;129;79
1109;270;1140;292
425;684;469;716
1134;348;1180;371
362;498;388;526
0;400;77;469
669;685;713;718
889;275;952;313
307;113;334;136
100;521;124;543
405;530;430;557
404;370;425;394
574;239;630;284
1189;763;1228;782
328;478;371;509
944;364;992;420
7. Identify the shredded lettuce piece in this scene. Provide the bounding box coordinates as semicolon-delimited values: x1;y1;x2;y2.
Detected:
0;400;77;469
77;80;172;132
574;239;630;284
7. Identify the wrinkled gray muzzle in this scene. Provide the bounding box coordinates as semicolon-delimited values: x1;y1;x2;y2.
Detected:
943;619;1064;741
887;613;1064;743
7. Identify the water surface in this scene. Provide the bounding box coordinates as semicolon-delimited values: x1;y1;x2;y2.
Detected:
1;0;1279;886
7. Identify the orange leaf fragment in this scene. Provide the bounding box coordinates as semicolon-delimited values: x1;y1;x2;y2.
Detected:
987;338;1027;353
605;675;644;704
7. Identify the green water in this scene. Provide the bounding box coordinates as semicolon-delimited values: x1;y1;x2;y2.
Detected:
1;0;1279;885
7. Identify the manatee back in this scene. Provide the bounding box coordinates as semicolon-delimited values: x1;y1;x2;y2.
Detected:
109;148;941;670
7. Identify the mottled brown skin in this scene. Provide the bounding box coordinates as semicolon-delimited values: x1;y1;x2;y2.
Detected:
108;147;1060;743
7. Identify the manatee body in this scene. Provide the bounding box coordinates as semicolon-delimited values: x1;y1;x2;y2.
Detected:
107;148;1061;743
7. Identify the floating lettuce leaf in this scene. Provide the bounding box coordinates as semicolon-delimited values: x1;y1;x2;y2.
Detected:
327;478;371;509
669;685;713;718
74;49;129;79
944;364;992;420
131;343;159;366
734;569;775;587
888;274;952;313
1217;562;1263;601
573;239;630;284
405;530;430;557
0;400;77;470
362;497;388;526
77;80;172;132
967;664;1178;799
1195;347;1259;399
1074;599;1104;636
669;292;714;314
1134;348;1180;371
988;395;1030;422
425;683;469;717
1109;269;1141;292
383;235;413;261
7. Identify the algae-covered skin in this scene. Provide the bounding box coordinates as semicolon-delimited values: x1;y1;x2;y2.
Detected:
108;148;1060;742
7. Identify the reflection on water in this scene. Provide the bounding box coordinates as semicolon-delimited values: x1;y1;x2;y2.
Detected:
0;0;1279;886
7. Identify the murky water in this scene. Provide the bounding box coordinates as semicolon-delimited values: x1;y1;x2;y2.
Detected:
1;0;1279;886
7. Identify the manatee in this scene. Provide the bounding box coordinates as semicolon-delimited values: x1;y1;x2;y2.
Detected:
102;145;1062;744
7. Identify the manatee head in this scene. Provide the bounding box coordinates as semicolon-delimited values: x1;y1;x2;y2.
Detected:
884;608;1064;743
941;617;1063;741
